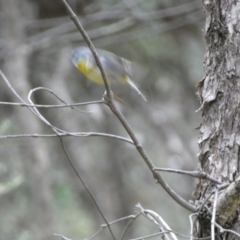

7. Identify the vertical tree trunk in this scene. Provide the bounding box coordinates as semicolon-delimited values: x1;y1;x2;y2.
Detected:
194;1;240;239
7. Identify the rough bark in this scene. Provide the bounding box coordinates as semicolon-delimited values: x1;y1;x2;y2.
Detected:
194;1;240;239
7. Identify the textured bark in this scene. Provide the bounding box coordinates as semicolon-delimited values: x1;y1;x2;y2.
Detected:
194;1;240;239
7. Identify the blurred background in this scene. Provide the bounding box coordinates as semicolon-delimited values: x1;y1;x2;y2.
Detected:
0;0;205;239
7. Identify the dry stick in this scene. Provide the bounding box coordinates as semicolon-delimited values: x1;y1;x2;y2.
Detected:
189;213;198;240
136;203;177;240
154;168;222;184
59;139;116;240
54;233;73;240
91;215;140;240
0;132;134;144
129;231;172;240
27;89;132;145
211;189;218;240
215;222;240;238
120;214;140;240
29;86;94;113
60;0;197;213
0;100;104;108
130;231;212;240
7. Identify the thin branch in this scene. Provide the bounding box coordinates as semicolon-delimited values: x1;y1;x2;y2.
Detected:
84;228;103;240
129;231;172;240
211;189;218;240
215;222;240;238
136;203;178;240
107;98;197;212
205;206;240;238
0;70;116;240
59;138;116;240
189;213;197;240
120;213;140;240
28;86;93;113
153;168;222;184
0;132;133;144
53;233;73;240
0;100;104;108
61;0;112;100
130;231;212;240
101;215;138;227
61;0;197;213
83;215;139;240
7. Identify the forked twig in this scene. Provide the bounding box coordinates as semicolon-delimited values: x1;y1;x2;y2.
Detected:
0;70;116;240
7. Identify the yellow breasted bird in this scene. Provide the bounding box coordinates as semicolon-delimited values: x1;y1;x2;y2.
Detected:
71;46;147;101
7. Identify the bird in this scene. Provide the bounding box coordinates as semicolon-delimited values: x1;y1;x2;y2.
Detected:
71;46;147;101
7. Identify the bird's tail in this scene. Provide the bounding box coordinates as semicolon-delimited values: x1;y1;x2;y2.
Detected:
125;77;147;102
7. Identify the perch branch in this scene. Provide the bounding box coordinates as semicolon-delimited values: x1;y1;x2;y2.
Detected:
61;0;197;213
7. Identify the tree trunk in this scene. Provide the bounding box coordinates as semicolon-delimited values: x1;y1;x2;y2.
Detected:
194;1;240;239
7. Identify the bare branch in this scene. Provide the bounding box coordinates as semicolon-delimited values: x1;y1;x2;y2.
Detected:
28;86;104;113
0;69;116;240
129;231;172;240
0;100;104;108
154;168;222;184
0;132;133;144
136;203;178;240
211;189;218;240
84;214;140;240
61;0;197;213
120;214;140;240
53;233;73;240
215;222;240;238
189;213;198;240
59;138;116;240
61;0;112;100
205;204;240;239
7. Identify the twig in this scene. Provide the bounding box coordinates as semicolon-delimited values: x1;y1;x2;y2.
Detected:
215;222;240;238
61;0;112;100
211;189;218;240
0;132;133;144
59;138;116;240
101;215;138;227
54;233;73;240
120;213;140;240
0;100;104;108
84;228;102;240
0;69;116;240
29;86;104;110
136;203;178;240
205;205;240;239
108;99;197;212
153;168;222;184
85;215;138;240
189;213;197;240
129;231;171;240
